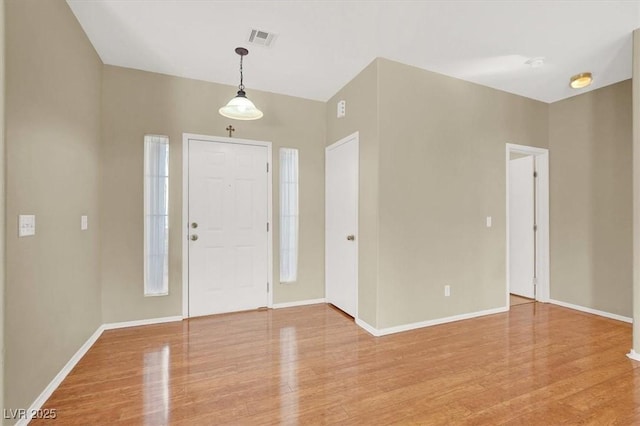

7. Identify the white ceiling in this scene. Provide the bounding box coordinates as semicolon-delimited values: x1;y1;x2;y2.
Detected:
67;0;640;103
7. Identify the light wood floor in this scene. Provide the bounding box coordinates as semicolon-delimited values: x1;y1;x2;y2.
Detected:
33;302;639;425
510;294;535;306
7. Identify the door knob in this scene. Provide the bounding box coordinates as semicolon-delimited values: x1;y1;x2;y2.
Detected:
190;235;198;241
346;235;355;241
191;222;198;229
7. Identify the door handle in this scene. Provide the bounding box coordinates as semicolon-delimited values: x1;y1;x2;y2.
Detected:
190;234;199;241
346;235;355;241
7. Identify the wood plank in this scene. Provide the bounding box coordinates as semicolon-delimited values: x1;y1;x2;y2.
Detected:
30;303;637;424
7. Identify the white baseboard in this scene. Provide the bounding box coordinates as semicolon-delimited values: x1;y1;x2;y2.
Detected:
103;315;183;330
18;315;184;425
548;299;632;323
356;306;509;337
355;318;381;336
627;349;640;361
272;298;326;309
16;324;106;426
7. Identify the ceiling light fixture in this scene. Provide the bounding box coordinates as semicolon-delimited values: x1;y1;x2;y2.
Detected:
219;47;263;120
570;72;593;89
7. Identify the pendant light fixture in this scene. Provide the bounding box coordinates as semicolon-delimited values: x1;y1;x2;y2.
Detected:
219;47;263;120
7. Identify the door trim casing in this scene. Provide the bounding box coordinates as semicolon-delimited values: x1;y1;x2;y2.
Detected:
325;131;359;319
182;133;273;318
505;143;550;307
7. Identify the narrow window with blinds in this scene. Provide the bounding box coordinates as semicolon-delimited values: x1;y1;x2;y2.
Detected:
144;135;169;296
280;148;299;283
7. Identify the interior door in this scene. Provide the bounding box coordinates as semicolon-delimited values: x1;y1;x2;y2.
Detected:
509;155;535;299
325;134;358;317
188;139;268;317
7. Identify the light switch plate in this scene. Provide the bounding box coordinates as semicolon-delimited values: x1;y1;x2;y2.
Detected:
19;215;36;237
81;215;88;231
486;216;492;228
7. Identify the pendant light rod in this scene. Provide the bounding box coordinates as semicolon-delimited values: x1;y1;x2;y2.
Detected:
236;47;248;92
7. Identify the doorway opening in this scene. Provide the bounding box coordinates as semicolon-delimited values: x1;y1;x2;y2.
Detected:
506;143;549;308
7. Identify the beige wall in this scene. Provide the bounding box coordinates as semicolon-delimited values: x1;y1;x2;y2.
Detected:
326;60;380;326
376;59;548;328
550;80;632;317
326;58;549;329
326;57;631;330
101;66;326;322
5;0;102;415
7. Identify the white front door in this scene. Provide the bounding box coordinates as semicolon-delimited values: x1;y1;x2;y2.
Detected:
325;133;359;317
509;155;535;299
188;138;269;317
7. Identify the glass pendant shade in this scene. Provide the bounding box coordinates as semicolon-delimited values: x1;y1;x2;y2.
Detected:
219;90;263;120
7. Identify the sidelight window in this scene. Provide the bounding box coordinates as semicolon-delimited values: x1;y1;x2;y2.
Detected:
279;148;299;283
144;135;170;296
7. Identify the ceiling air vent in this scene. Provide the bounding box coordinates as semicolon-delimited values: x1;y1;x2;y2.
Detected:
248;29;278;47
